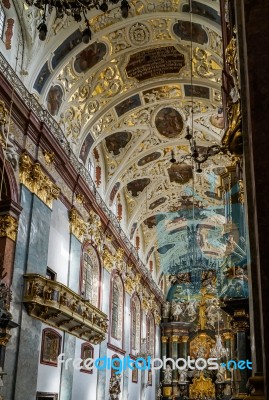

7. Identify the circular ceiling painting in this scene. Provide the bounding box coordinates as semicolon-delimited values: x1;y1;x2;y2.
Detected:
155;107;183;138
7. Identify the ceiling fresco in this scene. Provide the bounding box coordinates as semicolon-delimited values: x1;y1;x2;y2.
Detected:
20;0;232;287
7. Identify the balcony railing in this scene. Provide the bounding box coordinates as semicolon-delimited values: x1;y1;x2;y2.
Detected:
23;274;108;344
0;53;163;301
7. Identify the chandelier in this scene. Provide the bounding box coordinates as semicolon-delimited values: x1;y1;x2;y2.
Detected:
26;0;131;41
170;0;227;173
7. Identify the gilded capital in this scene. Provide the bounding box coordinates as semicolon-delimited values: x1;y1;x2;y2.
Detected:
181;335;189;343
222;332;234;341
19;153;60;209
171;335;180;343
69;207;87;242
0;215;18;241
161;336;168;343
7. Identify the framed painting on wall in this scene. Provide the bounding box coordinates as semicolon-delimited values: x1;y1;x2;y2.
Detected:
40;328;62;367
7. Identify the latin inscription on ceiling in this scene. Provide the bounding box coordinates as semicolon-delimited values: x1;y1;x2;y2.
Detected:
126;46;185;81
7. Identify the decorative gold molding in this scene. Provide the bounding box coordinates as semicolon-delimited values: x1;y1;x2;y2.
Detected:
23;274;108;344
69;207;87;242
231;320;249;332
19;153;60;209
189;372;215;398
103;247;114;271
43;150;55;165
0;215;18;241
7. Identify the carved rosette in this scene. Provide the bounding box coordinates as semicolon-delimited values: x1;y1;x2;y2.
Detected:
69;207;87;242
0;215;18;241
19;153;60;209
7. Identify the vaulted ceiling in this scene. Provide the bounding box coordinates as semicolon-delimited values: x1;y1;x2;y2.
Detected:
19;0;231;285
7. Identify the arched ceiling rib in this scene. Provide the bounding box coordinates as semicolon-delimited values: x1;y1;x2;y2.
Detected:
21;0;230;282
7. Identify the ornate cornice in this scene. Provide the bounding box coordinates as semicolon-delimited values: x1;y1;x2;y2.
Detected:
19;153;60;209
23;274;108;344
0;53;164;303
69;207;87;242
0;214;18;241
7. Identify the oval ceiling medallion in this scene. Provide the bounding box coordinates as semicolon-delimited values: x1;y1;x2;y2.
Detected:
149;197;167;210
155;107;183;138
138;151;161;166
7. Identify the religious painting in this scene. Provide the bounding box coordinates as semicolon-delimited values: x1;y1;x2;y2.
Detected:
80;343;94;374
74;42;107;74
143;85;182;103
155;107;183;138
40;328;62;367
146;246;154;263
46;85;63;116
109;182;121;206
173;21;208;45
132;364;138;383
79;132;94;164
126;46;185;81
167;163;193;184
105;131;132;156
149;197;167;210
36;392;58;400
33;62;51;94
182;1;221;24
143;214;166;228
115;94;141;117
51;29;82;69
157;243;175;254
184;85;210;99
138;151;161;166
127;178;150;197
130;222;137;240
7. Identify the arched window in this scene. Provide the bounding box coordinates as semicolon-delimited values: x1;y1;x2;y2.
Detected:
146;313;155;357
81;244;100;308
111;275;123;340
0;4;5;40
131;295;141;353
40;328;62;367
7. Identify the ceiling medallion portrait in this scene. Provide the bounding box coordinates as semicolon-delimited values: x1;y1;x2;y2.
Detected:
155;107;184;138
167;162;193;184
127;178;151;197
